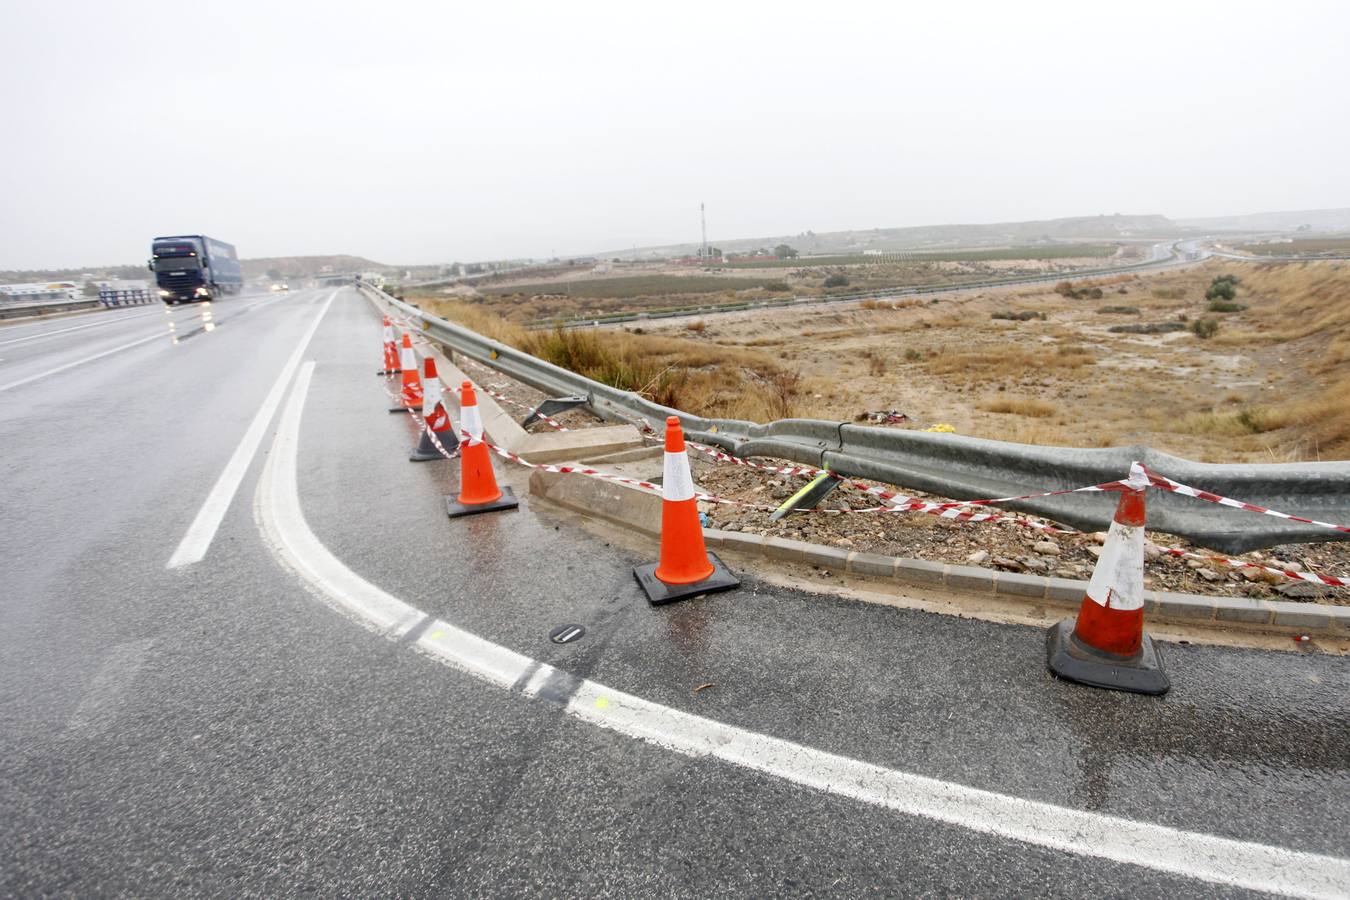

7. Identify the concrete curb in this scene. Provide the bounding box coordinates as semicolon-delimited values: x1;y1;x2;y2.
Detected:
365;290;645;463
701;531;1349;635
527;469;1350;637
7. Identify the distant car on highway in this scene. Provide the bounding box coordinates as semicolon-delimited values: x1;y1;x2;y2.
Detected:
270;282;289;292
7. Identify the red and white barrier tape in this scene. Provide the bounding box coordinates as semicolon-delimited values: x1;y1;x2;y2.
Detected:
1155;547;1346;588
1141;465;1350;535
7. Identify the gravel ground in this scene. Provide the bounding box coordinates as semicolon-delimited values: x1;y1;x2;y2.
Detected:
694;457;1350;605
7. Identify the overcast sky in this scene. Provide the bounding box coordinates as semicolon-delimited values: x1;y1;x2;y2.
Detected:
3;1;1348;269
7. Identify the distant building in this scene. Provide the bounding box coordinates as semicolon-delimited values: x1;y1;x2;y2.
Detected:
0;282;80;302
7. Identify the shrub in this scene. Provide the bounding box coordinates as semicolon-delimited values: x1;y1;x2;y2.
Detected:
1189;317;1220;339
685;319;707;332
1206;300;1247;313
903;348;922;362
992;310;1045;321
1151;287;1186;300
1097;305;1139;315
1108;322;1188;334
824;274;849;288
1053;281;1076;297
763;281;790;292
1087;287;1104;299
1205;276;1238;302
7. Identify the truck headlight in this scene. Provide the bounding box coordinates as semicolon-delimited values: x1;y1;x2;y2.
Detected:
159;290;171;296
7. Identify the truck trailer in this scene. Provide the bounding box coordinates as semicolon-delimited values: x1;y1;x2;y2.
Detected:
148;235;243;304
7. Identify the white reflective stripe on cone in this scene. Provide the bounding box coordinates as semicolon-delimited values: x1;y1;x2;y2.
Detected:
423;377;442;416
400;345;416;370
462;404;484;444
1085;519;1145;610
383;325;394;342
663;451;696;502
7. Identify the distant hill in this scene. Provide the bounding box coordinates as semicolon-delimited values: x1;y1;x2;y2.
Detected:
601;213;1180;260
1175;208;1350;233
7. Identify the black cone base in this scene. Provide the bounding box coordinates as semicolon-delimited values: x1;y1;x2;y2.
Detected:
1046;618;1170;696
633;552;740;606
445;486;518;518
410;429;457;461
390;405;417;413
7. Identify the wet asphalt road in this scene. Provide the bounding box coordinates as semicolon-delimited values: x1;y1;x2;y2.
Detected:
1;288;1347;898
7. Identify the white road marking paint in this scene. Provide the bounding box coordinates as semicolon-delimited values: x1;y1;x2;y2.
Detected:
65;638;154;737
254;360;424;634
0;331;167;393
254;362;1350;900
0;311;159;347
166;291;337;569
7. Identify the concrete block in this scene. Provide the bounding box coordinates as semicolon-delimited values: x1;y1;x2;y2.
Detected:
995;572;1049;599
518;425;644;464
944;563;995;593
1214;598;1274;625
528;469;662;537
579;444;664;465
801;545;851;571
892;558;946;587
709;531;765;557
763;536;816;562
1153;592;1216;621
1045;577;1087;605
1269;602;1333;632
847;552;897;578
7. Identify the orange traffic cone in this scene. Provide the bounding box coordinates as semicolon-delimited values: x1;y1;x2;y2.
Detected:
1046;462;1169;695
390;333;424;413
378;316;399;376
633;416;739;605
410;357;459;462
445;381;518;517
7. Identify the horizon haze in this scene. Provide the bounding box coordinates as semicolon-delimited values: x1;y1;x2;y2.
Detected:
2;1;1348;270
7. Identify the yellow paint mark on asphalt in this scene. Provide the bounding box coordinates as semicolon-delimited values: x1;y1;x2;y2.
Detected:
595;697;610;710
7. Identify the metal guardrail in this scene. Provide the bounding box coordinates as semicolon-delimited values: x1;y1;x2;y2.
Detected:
522;248;1194;331
364;284;1350;554
0;298;101;320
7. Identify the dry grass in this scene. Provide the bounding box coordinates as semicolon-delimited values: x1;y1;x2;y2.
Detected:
976;396;1057;418
923;343;1095;378
420;298;800;422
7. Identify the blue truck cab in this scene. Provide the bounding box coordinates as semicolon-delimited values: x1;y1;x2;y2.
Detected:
149;235;243;304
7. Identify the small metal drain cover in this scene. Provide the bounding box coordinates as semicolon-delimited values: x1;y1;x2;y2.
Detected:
549;624;586;644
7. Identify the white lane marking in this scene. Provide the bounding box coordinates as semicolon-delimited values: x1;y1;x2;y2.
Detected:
166;291;337;569
0;331;166;393
255;363;1350;900
64;638;154;737
254;360;424;635
0;311;159;347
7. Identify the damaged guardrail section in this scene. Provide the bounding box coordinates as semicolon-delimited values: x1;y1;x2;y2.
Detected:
365;284;1350;553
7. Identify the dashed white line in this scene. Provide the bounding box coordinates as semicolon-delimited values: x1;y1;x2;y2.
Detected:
254;359;1350;900
166;291;336;569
